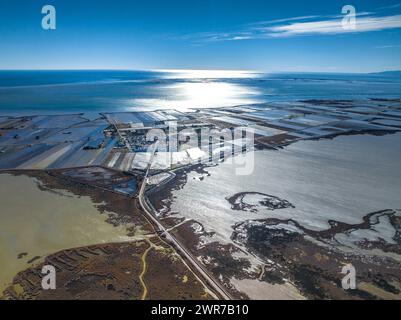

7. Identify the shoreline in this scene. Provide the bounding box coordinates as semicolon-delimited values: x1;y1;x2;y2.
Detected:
0;169;213;300
0;97;400;117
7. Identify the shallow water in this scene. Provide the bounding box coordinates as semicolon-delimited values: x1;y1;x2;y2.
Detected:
0;173;135;293
169;132;401;243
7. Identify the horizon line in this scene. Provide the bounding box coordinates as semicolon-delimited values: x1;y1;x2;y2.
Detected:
0;68;400;75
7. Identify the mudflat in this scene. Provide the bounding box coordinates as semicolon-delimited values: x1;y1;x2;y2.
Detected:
0;172;136;293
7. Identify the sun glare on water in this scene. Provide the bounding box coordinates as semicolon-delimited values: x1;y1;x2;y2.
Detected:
131;69;262;110
157;69;261;79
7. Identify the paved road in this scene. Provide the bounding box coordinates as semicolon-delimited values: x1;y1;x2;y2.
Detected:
138;144;232;300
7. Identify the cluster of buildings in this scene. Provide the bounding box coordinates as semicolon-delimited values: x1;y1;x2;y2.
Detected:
1;99;400;172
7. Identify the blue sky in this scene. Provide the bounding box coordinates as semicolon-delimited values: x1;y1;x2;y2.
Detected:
1;0;401;72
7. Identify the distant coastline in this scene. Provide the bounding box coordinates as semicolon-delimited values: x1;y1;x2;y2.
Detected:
1;70;401;116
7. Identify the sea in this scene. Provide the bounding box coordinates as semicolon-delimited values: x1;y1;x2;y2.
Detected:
1;69;401;115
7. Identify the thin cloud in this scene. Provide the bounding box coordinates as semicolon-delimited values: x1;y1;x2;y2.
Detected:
177;11;401;43
376;44;401;48
248;12;371;28
248;15;320;27
268;15;401;37
379;3;401;10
